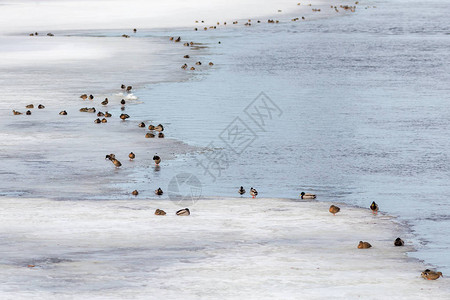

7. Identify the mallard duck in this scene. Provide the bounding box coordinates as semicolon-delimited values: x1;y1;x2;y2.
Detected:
120;113;130;120
87;107;96;113
169;36;174;41
153;155;161;165
181;64;188;69
138;122;145;128
190;67;195;70
238;186;246;195
370;201;379;214
111;158;122;167
176;208;190;216
101;98;108;105
13;110;22;115
80;94;88;100
421;269;443;280
59;110;67;115
26;104;34;108
132;190;138;196
89;95;94;100
195;61;202;65
155;209;166;215
38;104;45;109
121;84;126;89
148;125;155;130
79;107;88;112
126;86;132;92
184;55;190;58
209;62;214;66
184;42;190;46
104;112;111;117
129;152;135;160
133;28;137;33
97;111;104;117
101;118;107;123
155;187;163;195
122;34;129;38
94;118;101;123
121;99;126;105
394;237;404;246
300;192;316;199
106;153;115;160
329;205;340;215
145;133;155;138
155;124;164;132
26;110;31;115
158;132;164;138
358;241;372;249
250;187;258;198
175;37;181;42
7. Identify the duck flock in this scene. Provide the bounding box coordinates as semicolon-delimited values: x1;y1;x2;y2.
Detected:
14;2;439;280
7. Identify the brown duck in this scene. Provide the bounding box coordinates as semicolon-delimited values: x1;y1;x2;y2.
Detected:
394;237;404;246
421;269;443;280
358;241;372;249
329;205;340;215
155;209;166;215
129;152;135;160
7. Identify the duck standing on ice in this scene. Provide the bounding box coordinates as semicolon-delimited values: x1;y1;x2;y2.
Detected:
370;201;379;214
250;187;258;198
238;186;246;196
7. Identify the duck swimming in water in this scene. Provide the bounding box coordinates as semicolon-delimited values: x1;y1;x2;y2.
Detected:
148;125;155;130
145;133;155;138
329;205;340;215
300;192;316;199
155;209;166;215
121;84;126;89
250;187;258;198
121;99;126;105
111;158;122;168
59;110;67;115
89;95;94;100
132;190;138;196
357;241;372;249
394;237;404;246
421;269;443;280
101;118;107;123
155;187;163;195
97;111;104;117
12;110;22;115
104;112;112;117
370;201;379;214
26;104;34;109
129;152;135;160
126;86;132;92
120;113;130;120
155;124;164;132
238;186;246;195
138;122;145;128
176;208;190;216
158;132;164;138
80;94;88;100
38;104;45;109
101;98;108;105
94;118;101;124
153;155;161;165
25;110;31;115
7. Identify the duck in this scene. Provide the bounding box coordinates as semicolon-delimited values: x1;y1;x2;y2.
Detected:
158;132;165;138
394;237;404;246
59;110;67;115
132;190;139;196
300;192;316;199
176;208;190;216
26;104;34;108
26;110;31;115
97;111;104;117
101;98;108;105
101;118;107;123
126;86;132;92
133;28;137;33
370;201;379;214
148;125;155;130
190;67;195;70
145;133;155;138
169;37;174;41
195;61;202;65
421;269;443;280
122;34;129;38
238;186;246;195
155;188;163;195
121;99;126;105
209;62;214;66
329;205;340;215
155;124;164;132
38;104;45;109
13;110;22;115
357;241;372;249
250;187;258;198
89;95;94;100
138;122;146;128
94;118;101;123
121;84;126;89
105;153;115;160
111;158;122;168
181;64;188;70
129;152;135;160
87;107;96;113
120;113;130;120
153;155;161;165
184;55;190;58
104;112;112;117
80;94;88;100
155;209;166;215
175;37;181;42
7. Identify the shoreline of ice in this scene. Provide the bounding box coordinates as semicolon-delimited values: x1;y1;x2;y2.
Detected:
0;196;448;299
